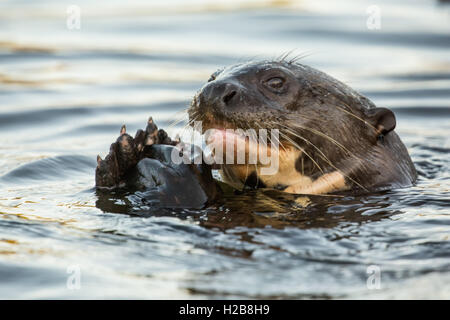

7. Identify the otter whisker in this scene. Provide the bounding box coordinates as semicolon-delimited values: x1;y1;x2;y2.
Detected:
336;105;378;131
281;120;369;187
311;84;378;132
287;50;317;65
278;131;324;175
255;122;290;183
289;122;355;157
277;123;368;191
253;122;286;153
278;49;298;63
168;107;191;129
186;113;198;128
168;116;189;133
168;108;199;140
244;121;258;184
269;121;303;154
178;114;199;141
268;127;288;154
292;119;370;175
247;123;260;187
278;123;332;163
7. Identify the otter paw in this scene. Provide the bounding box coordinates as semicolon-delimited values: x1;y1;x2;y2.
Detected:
126;144;220;208
142;117;178;147
96;117;180;188
95;124;140;188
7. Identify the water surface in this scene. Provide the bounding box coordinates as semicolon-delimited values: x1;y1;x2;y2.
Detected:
0;0;449;299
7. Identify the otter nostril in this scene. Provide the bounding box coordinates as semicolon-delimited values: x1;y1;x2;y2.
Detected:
222;90;236;105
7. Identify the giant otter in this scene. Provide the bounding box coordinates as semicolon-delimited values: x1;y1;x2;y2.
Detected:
96;60;417;207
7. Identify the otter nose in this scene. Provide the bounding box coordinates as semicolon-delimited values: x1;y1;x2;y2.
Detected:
222;88;237;105
201;81;240;107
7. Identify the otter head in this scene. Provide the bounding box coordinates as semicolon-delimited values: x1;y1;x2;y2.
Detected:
188;60;405;194
189;61;309;132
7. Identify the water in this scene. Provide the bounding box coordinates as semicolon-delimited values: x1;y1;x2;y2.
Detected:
0;0;449;299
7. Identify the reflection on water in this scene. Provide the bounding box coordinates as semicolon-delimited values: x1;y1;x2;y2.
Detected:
0;0;449;299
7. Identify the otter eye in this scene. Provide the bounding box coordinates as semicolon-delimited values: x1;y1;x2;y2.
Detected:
265;77;285;90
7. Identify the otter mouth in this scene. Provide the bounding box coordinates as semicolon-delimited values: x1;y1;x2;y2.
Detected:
189;109;293;172
194;111;271;146
191;108;295;153
188;96;298;170
196;111;232;133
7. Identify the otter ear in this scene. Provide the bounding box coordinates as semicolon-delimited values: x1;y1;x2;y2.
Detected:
367;107;396;136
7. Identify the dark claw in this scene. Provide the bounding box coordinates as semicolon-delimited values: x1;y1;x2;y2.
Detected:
96;125;138;188
134;129;146;152
157;129;178;145
146;117;158;137
96;117;185;188
95;142;121;187
115;132;139;174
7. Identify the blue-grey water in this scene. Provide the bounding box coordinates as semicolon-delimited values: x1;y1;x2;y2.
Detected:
0;0;449;299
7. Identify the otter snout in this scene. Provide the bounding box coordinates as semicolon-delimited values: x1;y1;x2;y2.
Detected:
199;80;242;109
